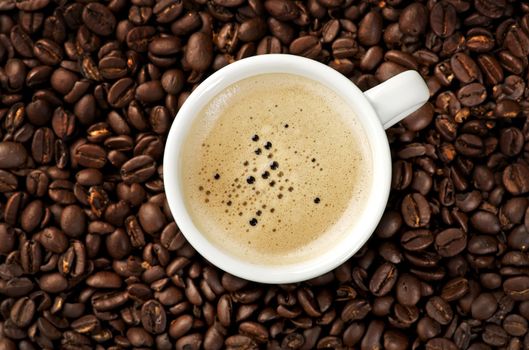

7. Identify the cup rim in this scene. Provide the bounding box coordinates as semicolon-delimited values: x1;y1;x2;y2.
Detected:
163;54;392;283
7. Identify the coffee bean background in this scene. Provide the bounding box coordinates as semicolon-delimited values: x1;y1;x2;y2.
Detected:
0;0;529;349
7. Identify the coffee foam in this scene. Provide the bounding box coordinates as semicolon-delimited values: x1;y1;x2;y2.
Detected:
181;73;372;265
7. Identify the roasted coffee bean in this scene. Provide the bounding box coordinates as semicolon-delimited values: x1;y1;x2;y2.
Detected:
0;0;15;11
369;262;398;297
455;133;484;157
51;107;76;140
124;215;145;248
441;277;469;301
402;103;434;132
457;83;487;107
320;19;339;44
74;143;106;168
3;59;26;92
401;229;433;251
504;24;529;58
504;276;529;300
483;323;509;347
238;18;266;42
4;191;26;225
82;3;116;36
160;69;184;95
20;240;42;274
503;163;529;195
256;35;281;54
290;35;321;59
98;56;127;80
401;193;431;228
49;67;77;95
376;61;407;82
435;228;467;257
74;94;96;125
477;54;503;85
451;53;480;83
383;329;408;350
361;320;384;350
391;161;412;191
37;227;68;254
108;78;136;108
471;293;498;320
124;101;149;132
33;39;62;66
239;321;269;342
358;11;382;46
149;106;170;135
9;297;35;328
0;277;34;297
359;46;383;72
38;272;68;293
0;170;17;192
375;211;402;239
59;205;86;237
141;300;166;334
341;299;371;322
15;0;50;11
332;37;358;59
425;297;453;325
153;0;183;23
499;127;524;156
0;142;27;168
148;37;180;67
26;99;51;126
135;80;164;104
495;99;521;118
10;25;33;58
265;0;299;21
430;2;457;38
503;314;528;336
395;273;421;306
399;3;428;36
20;199;44;232
475;0;505;18
185;32;213;72
417;316;441;341
169;11;200;36
471;210;500;234
86;271;122;289
127;327;154;347
426;338;458;350
126;26;156;52
31;127;54;164
71;314;99;334
121;155;156;184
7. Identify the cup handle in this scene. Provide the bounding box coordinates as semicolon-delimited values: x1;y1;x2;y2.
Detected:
363;70;430;130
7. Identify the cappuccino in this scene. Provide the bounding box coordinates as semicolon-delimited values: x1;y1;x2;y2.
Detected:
181;73;372;265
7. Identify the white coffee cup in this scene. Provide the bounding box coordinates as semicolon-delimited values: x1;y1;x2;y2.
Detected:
164;54;429;283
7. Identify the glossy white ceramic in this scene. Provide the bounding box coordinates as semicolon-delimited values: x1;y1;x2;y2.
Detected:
164;54;429;283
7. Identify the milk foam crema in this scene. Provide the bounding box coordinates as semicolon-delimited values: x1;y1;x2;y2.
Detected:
181;73;373;265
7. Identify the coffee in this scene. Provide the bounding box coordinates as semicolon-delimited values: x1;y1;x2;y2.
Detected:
181;73;372;265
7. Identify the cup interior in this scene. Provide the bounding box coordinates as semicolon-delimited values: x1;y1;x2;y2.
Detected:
163;54;392;283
